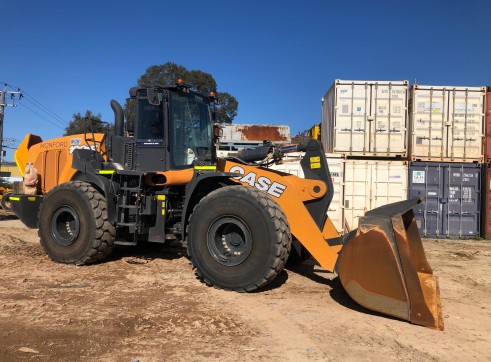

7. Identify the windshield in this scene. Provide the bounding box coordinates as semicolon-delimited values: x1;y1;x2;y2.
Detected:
169;91;212;168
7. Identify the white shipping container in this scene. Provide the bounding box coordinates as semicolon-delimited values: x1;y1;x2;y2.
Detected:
343;160;408;231
409;85;486;162
322;80;409;157
269;152;345;234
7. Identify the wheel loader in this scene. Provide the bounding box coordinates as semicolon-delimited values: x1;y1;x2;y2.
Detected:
9;81;443;330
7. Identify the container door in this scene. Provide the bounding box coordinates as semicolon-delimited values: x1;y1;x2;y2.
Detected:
410;88;447;160
370;161;408;209
408;163;444;237
334;83;370;154
370;83;407;156
484;89;491;163
344;161;371;230
485;166;491;238
447;89;484;161
443;164;481;237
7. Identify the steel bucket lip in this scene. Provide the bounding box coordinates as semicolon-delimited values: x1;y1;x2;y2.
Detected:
365;197;423;217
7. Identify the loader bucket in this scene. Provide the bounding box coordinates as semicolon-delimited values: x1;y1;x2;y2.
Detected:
336;198;444;330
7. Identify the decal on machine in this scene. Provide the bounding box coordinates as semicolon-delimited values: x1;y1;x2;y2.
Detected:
69;144;97;154
229;165;287;198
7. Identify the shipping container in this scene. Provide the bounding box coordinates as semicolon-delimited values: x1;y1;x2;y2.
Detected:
408;162;482;238
219;124;291;150
485;87;491;163
343;160;408;231
268;152;345;234
485;165;491;238
408;85;486;162
321;80;409;157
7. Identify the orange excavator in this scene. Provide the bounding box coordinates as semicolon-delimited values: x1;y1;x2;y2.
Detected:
9;82;443;330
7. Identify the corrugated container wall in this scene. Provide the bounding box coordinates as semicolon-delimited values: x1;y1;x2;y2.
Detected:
485;87;491;163
269;153;345;234
321;80;409;157
484;165;491;238
408;85;486;162
343;160;408;231
408;162;482;238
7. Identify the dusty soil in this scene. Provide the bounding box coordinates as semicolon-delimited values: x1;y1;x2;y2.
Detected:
0;209;490;361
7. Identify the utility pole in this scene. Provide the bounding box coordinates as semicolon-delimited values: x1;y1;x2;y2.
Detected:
0;83;23;168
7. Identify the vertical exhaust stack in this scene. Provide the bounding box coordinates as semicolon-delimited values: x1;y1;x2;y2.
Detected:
109;100;124;163
111;99;124;137
337;198;444;330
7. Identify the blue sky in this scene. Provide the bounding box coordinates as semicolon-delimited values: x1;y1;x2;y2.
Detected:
1;0;490;161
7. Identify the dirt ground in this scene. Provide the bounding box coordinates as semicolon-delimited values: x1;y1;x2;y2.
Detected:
0;209;490;361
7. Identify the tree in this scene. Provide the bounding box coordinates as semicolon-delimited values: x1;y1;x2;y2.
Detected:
215;92;238;124
135;62;238;124
137;62;188;87
64;111;113;136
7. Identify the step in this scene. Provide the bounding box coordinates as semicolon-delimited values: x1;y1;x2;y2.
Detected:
115;240;137;246
118;205;138;209
120;186;140;191
116;222;137;227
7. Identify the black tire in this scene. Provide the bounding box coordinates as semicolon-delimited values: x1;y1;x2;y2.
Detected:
186;185;291;292
1;191;14;211
38;181;115;265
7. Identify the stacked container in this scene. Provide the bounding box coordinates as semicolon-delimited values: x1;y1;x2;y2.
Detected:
483;87;491;238
343;160;408;232
321;80;409;158
408;85;485;163
317;80;410;235
408;162;482;238
407;85;486;238
319;80;487;238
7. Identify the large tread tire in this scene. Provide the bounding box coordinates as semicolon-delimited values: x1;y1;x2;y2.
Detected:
1;191;14;211
187;185;291;292
38;181;115;265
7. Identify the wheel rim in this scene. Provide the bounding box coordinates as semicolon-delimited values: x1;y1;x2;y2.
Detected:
51;206;80;246
207;216;252;266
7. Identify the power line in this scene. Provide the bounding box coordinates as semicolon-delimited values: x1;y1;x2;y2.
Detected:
0;83;23;165
4;83;67;127
16;101;66;131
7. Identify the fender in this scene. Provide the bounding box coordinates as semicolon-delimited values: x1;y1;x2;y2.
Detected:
181;171;236;242
71;149;119;222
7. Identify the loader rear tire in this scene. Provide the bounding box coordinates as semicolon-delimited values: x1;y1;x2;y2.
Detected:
187;186;291;292
38;181;115;265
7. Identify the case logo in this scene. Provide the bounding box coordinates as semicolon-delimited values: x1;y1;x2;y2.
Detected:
229;165;287;198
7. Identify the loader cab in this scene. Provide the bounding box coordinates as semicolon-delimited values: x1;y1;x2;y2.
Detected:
122;84;215;172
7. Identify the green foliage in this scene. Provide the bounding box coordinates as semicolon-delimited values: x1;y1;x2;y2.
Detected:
216;92;238;124
136;62;238;124
64;111;114;136
137;62;188;87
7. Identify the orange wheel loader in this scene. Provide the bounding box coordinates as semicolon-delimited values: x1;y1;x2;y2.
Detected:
9;82;443;330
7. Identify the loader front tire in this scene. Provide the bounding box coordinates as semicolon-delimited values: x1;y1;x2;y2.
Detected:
187;186;291;292
38;181;115;265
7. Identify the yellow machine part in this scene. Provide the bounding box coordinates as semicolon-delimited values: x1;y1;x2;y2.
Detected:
307;124;321;141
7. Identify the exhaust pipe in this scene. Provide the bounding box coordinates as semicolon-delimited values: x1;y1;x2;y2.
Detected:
111;99;124;137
